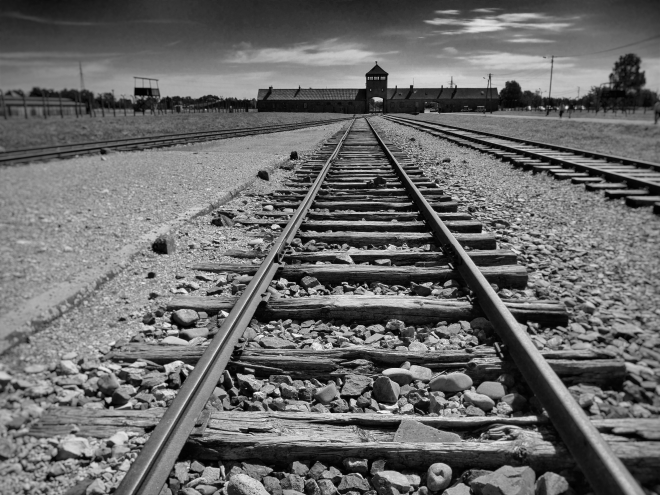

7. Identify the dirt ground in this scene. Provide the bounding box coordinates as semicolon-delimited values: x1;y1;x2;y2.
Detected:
410;113;660;163
0;112;349;151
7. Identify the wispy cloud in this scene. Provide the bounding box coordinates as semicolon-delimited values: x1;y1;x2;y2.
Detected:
1;12;201;26
472;8;501;14
226;39;392;67
442;47;459;55
507;38;554;43
0;51;120;61
453;51;574;71
424;11;573;35
435;10;460;15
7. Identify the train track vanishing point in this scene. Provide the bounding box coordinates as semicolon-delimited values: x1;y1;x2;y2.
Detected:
0;116;352;167
384;115;660;214
30;117;657;495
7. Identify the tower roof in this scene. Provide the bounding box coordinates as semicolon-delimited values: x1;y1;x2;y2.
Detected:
366;63;388;76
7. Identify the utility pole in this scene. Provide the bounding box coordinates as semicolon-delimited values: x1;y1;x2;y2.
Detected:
483;74;493;114
79;61;85;91
543;55;554;114
548;55;554;104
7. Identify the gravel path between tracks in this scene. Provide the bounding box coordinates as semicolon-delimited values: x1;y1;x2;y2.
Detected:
0;122;346;341
408;113;660;164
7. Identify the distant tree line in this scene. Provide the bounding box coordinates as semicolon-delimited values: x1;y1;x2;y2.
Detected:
497;53;657;114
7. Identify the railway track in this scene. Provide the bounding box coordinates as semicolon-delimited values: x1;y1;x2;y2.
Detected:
0;116;351;167
384;115;660;214
29;117;659;495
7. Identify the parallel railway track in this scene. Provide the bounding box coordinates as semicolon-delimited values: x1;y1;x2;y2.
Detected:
384;115;660;214
30;117;658;495
0;116;351;167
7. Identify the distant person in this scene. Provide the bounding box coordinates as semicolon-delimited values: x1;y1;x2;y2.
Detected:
655;101;660;124
559;104;565;118
568;104;574;118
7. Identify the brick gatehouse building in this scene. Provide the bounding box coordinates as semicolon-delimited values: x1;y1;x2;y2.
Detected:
256;63;497;113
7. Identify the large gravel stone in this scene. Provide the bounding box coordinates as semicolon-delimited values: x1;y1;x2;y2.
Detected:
382;368;413;386
171;309;200;328
371;471;411;495
372;376;400;403
229;474;270;495
337;474;370;493
341;374;372;397
535;472;572;495
180;327;210;340
463;391;495;411
409;365;432;382
259;337;296;349
317;480;338;495
56;436;91;460
393;420;461;443
427;463;452;492
429;373;472;393
470;466;536;495
97;373;120;396
476;381;507;401
315;383;338;404
443;484;471;495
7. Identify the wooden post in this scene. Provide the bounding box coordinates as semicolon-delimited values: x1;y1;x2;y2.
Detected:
112;90;116;117
100;95;105;117
58;92;64;118
123;98;127;116
42;93;47;119
23;93;28;118
0;90;7;120
89;93;94;117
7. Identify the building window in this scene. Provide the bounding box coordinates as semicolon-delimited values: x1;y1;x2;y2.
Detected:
303;103;307;108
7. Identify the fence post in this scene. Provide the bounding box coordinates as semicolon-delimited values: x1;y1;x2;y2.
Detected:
112;90;116;117
100;95;105;117
0;90;7;119
58;92;64;118
42;93;48;119
89;93;94;117
23;93;28;118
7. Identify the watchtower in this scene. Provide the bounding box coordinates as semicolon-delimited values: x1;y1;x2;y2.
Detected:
366;63;388;113
133;76;160;115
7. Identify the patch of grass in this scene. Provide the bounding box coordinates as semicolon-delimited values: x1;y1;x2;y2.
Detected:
0;112;350;151
411;114;660;163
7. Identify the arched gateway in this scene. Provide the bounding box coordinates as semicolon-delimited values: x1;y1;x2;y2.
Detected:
256;63;497;114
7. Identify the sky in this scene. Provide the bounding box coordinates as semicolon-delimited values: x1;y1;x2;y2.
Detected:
1;0;659;100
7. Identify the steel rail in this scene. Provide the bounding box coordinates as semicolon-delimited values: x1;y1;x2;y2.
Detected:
366;118;644;495
0;117;353;166
385;114;660;171
115;118;355;495
384;115;660;195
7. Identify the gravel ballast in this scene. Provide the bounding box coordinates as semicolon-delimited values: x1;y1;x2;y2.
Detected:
0;128;343;495
2;118;659;494
0;122;346;333
375;117;660;403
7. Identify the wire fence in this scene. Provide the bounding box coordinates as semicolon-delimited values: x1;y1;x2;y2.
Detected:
0;90;257;119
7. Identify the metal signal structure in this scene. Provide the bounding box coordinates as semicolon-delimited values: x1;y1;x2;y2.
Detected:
133;77;161;115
